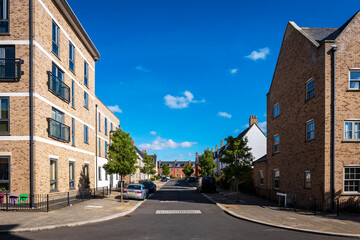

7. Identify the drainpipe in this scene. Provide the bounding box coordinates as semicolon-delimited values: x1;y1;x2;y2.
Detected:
95;104;98;189
330;44;337;210
29;0;34;208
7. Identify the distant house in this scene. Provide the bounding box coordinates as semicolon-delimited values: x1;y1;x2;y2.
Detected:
213;115;267;176
158;160;196;178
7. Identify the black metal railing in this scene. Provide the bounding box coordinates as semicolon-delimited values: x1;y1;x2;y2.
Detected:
47;71;70;103
0;187;109;212
0;58;24;81
47;118;70;142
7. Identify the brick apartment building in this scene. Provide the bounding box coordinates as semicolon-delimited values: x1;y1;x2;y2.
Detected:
0;0;120;197
158;160;196;178
253;10;360;209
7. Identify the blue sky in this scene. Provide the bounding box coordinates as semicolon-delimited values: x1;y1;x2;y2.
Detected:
68;0;358;161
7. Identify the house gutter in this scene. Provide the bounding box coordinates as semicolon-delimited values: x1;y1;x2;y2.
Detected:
29;0;34;208
330;44;337;210
95;104;98;189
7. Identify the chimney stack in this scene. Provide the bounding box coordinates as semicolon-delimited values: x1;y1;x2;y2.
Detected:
131;141;135;145
215;145;218;151
142;150;147;154
221;139;224;148
196;152;198;157
249;115;258;126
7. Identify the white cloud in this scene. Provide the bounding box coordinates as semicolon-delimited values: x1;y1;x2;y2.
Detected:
229;68;238;75
134;65;150;72
108;105;123;113
150;131;157;135
258;121;267;133
234;129;240;133
165;152;193;158
164;90;205;109
246;47;270;61
218;112;232;118
139;137;197;151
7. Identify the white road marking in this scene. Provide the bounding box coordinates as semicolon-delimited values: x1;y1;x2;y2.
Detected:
155;210;202;214
85;205;104;208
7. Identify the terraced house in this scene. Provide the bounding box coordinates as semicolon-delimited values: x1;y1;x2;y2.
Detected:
0;0;120;199
254;10;360;210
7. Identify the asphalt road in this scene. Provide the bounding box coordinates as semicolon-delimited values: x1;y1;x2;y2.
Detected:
2;180;350;240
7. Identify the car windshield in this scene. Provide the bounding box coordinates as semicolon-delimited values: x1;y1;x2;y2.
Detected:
127;185;141;190
202;178;214;183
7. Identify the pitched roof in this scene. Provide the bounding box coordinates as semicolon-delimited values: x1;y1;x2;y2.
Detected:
236;126;251;139
254;154;267;163
134;146;145;158
298;10;360;46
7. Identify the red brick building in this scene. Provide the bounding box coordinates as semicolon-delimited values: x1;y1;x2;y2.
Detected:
254;11;360;210
158;160;196;178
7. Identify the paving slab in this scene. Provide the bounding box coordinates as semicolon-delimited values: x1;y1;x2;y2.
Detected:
203;189;360;238
0;180;167;233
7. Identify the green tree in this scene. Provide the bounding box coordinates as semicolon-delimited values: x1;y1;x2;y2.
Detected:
199;149;216;176
220;136;254;192
161;163;170;176
182;163;194;177
103;129;138;202
140;153;157;180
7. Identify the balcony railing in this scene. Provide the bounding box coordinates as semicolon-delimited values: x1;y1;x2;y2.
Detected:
0;58;24;82
47;71;70;103
47;118;70;142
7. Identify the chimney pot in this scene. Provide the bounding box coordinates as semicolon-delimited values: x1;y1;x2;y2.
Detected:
249;115;258;126
221;139;224;148
196;152;198;157
215;145;218;151
132;141;135;145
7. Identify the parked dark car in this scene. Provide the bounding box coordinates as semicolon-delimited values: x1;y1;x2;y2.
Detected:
188;177;195;182
197;177;216;193
161;177;168;182
142;181;157;193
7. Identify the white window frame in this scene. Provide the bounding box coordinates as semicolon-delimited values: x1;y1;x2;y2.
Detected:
273;169;280;190
349;69;360;90
344;120;360;140
69;41;75;72
343;166;360;194
52;21;59;55
304;171;311;189
84;92;88;109
273;134;280;153
259;170;264;186
273;103;280;118
306;78;315;100
306;120;315;141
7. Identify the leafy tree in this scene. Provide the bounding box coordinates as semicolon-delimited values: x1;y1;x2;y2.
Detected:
161;163;170;176
182;163;194;177
103;129;138;182
220;136;254;190
199;149;216;176
140;153;157;180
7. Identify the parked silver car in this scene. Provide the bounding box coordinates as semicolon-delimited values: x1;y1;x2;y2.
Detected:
123;184;148;200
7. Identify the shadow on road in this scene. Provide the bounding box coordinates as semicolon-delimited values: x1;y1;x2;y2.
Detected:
0;225;30;240
146;179;214;204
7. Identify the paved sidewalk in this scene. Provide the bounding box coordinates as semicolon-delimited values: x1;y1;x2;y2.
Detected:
204;189;360;238
0;180;167;233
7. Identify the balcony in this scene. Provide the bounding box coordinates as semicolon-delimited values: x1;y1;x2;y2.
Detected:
47;118;70;142
47;71;70;103
0;58;24;82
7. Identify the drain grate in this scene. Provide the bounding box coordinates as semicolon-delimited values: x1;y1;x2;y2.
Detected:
155;210;202;214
